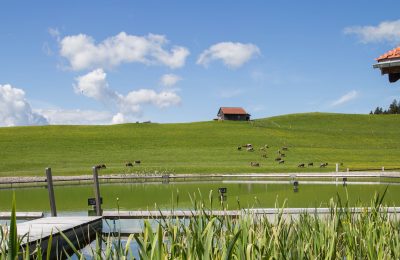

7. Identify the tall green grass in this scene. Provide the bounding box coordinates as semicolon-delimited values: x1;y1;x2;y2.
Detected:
3;191;400;259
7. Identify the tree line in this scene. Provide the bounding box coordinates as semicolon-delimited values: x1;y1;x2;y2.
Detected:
370;99;400;114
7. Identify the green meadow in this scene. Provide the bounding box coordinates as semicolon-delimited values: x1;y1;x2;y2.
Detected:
0;112;399;176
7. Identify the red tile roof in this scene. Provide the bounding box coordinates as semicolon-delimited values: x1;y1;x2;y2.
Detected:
220;107;248;115
376;46;400;62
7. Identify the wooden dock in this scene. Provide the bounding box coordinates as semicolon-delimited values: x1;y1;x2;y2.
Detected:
0;212;44;220
103;207;400;219
17;216;102;258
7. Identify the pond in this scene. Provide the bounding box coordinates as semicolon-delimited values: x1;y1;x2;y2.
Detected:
1;179;399;213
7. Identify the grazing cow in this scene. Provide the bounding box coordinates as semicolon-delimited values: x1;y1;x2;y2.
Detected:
126;162;133;167
237;146;242;151
281;153;286;157
279;160;285;164
308;162;314;167
95;164;105;170
282;146;288;151
275;157;282;161
250;162;260;167
246;144;253;148
264;144;269;149
320;163;328;168
247;147;254;152
298;163;305;168
135;160;141;164
277;150;281;155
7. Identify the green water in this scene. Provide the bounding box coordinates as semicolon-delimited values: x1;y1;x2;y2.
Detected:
0;181;399;212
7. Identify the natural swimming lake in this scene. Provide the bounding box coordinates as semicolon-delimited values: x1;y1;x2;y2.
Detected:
1;179;399;213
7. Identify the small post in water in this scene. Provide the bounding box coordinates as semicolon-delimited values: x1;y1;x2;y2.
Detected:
93;166;102;216
45;167;57;217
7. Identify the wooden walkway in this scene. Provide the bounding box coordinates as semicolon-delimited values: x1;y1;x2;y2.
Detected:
103;207;400;219
17;216;102;258
0;212;43;220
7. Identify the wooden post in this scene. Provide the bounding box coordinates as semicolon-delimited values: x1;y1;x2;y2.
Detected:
93;166;102;216
335;163;339;173
45;168;57;217
382;166;385;172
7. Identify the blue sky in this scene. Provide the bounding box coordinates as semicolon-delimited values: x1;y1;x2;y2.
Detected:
1;1;400;125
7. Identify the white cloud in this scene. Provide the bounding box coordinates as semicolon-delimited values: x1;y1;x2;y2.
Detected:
331;90;358;107
0;84;48;127
74;68;119;103
344;20;400;44
160;74;182;87
111;113;126;124
121;89;181;113
38;109;113;125
60;32;190;70
197;42;260;68
74;69;181;119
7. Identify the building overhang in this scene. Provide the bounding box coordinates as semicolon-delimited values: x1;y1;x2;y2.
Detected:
373;59;400;70
373;59;400;83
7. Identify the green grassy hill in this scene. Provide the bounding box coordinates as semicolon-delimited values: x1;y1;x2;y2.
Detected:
1;113;400;176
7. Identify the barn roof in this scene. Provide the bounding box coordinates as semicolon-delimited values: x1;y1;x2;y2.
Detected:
219;107;249;115
376;46;400;62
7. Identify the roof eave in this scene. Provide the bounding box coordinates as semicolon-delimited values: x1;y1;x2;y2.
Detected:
373;59;400;69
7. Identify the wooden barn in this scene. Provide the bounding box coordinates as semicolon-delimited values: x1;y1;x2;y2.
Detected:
217;107;250;121
373;46;400;83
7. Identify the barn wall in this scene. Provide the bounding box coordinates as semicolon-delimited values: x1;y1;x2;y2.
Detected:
223;114;249;121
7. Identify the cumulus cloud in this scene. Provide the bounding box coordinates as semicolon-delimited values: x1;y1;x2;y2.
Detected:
344;20;400;44
111;112;126;124
197;42;260;68
160;74;182;87
0;84;48;126
74;69;181;121
74;68;119;103
38;109;113;125
59;32;190;70
331;90;358;107
121;89;181;112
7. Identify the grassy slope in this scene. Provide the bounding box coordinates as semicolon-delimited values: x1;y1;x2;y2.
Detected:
0;112;399;176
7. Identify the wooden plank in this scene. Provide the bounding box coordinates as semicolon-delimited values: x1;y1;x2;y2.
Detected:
16;216;102;259
0;212;44;220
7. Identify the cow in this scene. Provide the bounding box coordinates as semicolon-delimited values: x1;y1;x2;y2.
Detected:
279;160;285;164
298;163;305;168
126;162;133;167
247;147;254;152
282;146;289;151
237;146;242;151
250;162;260;167
280;153;286;157
320;163;328;168
101;164;106;169
308;162;314;167
135;160;141;165
275;157;282;161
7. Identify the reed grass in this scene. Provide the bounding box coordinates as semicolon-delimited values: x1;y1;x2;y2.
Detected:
2;190;400;259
